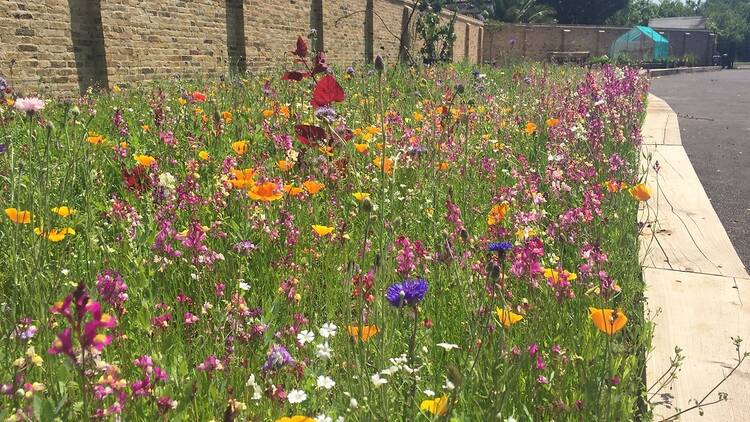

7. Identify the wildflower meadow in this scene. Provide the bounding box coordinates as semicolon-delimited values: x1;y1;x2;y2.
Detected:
1;37;654;421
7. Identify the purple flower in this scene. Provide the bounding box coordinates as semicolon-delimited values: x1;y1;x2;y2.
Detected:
96;270;128;313
385;279;428;308
262;344;294;373
14;97;44;114
314;106;338;123
488;242;512;252
0;144;6;154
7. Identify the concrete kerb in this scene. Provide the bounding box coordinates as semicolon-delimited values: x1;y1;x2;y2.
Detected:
641;94;750;421
646;66;722;77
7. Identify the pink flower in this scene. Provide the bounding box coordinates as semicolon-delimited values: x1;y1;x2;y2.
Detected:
14;97;45;114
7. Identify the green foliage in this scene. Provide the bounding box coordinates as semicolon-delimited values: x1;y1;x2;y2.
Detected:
415;1;458;64
537;0;628;24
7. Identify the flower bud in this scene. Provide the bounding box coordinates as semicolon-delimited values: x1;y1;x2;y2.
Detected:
374;55;384;73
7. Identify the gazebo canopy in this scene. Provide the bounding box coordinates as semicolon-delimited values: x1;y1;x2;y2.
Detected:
610;25;670;61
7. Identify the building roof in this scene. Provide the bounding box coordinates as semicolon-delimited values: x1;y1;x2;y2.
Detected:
648;16;707;30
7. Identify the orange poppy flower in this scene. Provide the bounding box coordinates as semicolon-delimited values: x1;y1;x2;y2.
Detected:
198;150;210;161
524;122;537;135
352;192;370;202
347;324;378;342
420;395;449;416
248;182;283;202
5;208;32;224
142;124;150;133
231;140;248;156
413;111;423;122
221;111;233;124
312;224;334;236
279;105;290;118
277;160;294;172
302;180;325;195
229;168;254;189
275;417;315;422
605;180;626;193
51;206;75;217
86;133;104;145
283;184;304;196
496;307;523;328
34;227;76;242
546;118;560;128
373;156;393;175
589;307;628;335
354;143;369;153
437;162;449;171
543;268;577;284
134;155;156;167
629;183;651;201
487;203;509;225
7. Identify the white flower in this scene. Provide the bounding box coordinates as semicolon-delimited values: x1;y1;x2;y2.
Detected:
316;375;335;390
370;373;388;387
380;365;399;376
319;322;338;338
158;172;176;190
297;330;315;346
287;389;307;404
349;397;359;408
61;269;70;276
315;415;333;422
423;389;435;397
315;342;332;360
436;342;459;351
238;281;250;291
505;417;517;422
443;378;455;391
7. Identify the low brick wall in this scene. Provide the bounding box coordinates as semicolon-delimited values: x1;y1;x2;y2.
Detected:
0;0;484;95
484;22;715;67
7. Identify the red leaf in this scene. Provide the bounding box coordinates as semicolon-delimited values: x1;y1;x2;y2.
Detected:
282;71;309;82
295;124;326;147
311;52;328;75
311;74;345;108
291;36;308;58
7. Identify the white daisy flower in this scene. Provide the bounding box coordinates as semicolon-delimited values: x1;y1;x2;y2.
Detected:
436;342;459;351
287;389;307;404
316;342;332;360
316;375;335;390
371;373;388;387
319;322;338;338
297;329;315;345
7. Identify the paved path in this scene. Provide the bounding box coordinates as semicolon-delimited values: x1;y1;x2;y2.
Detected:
641;93;750;421
650;70;750;272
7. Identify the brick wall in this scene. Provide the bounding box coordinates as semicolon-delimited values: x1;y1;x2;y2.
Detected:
0;0;483;96
484;23;715;66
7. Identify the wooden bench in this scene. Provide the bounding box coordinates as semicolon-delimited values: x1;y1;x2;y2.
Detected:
548;51;591;65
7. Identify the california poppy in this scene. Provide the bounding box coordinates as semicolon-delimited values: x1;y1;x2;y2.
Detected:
487;203;509;225
353;192;370;202
347;324;378;342
134;155;156;167
231;140;248;156
496;307;523;328
302;180;325;195
86;132;104;145
373;156;394;175
589;307;628;335
420;395;449;416
34;227;75;242
312;225;334;236
283;184;304;196
277;160;293;172
524;122;537;135
229;168;254;189
629;183;651;201
51;206;75;217
276;416;314;422
354;143;369;153
544;268;577;284
198;150;210;161
248;182;283;202
221;111;233;124
546;118;560;128
5;208;32;224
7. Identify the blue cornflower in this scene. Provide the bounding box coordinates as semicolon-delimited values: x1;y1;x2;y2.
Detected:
385;279;429;308
489;242;513;252
0;144;6;154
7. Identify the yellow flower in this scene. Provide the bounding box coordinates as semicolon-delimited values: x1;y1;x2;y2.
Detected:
546;118;560;128
34;227;75;242
437;161;449;171
543;268;577;284
198;150;210;161
141;124;150;133
177;97;187;106
86;132;104;145
231;140;248;156
302;180;325;195
112;85;122;93
629;183;651;201
352;192;370;202
134;155;156;167
284;184;304;197
275;417;315;422
373;156;394;175
413;111;423;122
248;182;283;202
589;307;628;335
420;395;449;416
347;324;378;342
524;121;537;135
312;224;334;236
51;206;75;217
515;226;537;240
262;109;274;118
5;208;32;224
496;307;523;328
221;111;233;124
487;203;509;225
6;98;15;107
